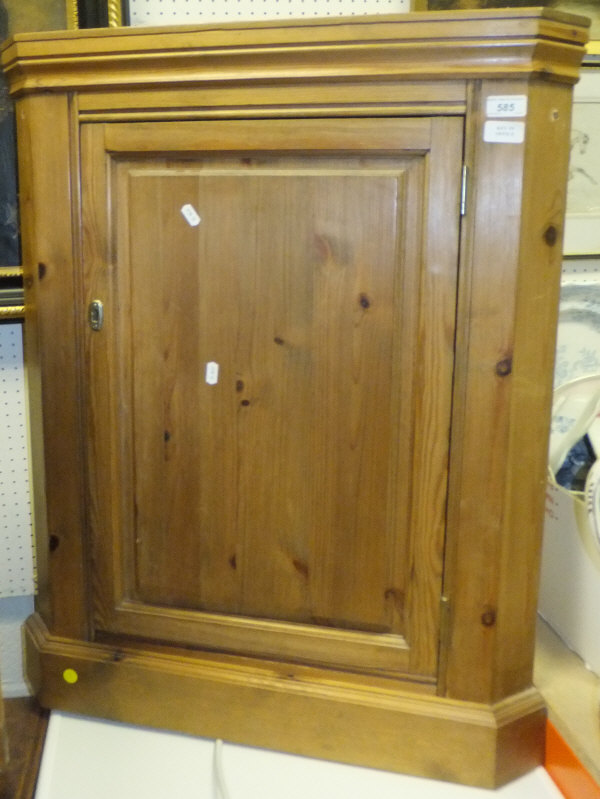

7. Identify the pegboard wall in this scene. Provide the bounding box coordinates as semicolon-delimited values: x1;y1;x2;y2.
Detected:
0;322;34;599
128;0;410;25
562;256;600;283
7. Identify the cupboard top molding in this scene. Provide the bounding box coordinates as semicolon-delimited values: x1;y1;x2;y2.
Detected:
1;8;589;98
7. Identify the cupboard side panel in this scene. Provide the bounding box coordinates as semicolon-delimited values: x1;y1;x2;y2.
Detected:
492;80;574;700
442;79;572;703
443;79;525;702
16;94;88;638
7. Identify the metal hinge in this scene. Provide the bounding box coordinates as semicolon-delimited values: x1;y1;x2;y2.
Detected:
460;164;468;217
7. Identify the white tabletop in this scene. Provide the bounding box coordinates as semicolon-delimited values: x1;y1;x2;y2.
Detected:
35;711;564;799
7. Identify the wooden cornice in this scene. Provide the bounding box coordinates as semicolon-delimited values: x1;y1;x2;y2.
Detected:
1;8;590;97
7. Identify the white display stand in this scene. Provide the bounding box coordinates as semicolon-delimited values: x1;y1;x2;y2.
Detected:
35;712;563;799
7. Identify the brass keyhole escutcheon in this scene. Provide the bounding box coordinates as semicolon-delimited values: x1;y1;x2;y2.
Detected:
88;299;104;331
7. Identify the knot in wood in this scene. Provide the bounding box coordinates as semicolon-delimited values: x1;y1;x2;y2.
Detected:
543;225;558;247
481;608;496;627
495;358;512;377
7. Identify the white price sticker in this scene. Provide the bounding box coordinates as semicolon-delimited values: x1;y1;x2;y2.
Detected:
205;362;219;385
486;95;527;118
181;203;201;227
483;120;525;145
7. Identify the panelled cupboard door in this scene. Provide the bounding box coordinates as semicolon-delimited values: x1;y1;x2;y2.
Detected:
81;117;462;683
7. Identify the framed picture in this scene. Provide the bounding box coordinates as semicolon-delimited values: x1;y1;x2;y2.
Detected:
427;2;600;40
71;1;125;28
564;44;600;256
0;0;68;316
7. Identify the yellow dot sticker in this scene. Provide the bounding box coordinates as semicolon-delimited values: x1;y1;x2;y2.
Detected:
62;668;79;684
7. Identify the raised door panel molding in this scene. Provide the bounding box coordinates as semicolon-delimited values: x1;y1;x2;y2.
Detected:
81;116;462;680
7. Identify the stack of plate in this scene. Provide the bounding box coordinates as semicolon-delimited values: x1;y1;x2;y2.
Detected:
550;273;600;553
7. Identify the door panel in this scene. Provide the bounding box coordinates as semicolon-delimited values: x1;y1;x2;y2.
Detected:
81;117;462;680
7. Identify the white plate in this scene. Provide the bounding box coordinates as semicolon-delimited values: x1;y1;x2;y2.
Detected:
554;280;600;388
549;374;600;474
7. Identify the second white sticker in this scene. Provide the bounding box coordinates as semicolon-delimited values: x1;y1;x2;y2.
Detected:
205;362;219;385
483;120;525;145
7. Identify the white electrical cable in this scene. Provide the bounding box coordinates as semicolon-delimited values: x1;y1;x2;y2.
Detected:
213;738;234;799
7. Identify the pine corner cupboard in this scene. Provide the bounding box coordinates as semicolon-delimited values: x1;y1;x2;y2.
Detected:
1;8;589;788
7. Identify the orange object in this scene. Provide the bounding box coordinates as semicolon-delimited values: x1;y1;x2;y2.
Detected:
545;721;600;799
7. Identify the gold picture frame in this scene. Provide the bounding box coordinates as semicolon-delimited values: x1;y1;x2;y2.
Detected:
66;0;124;29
